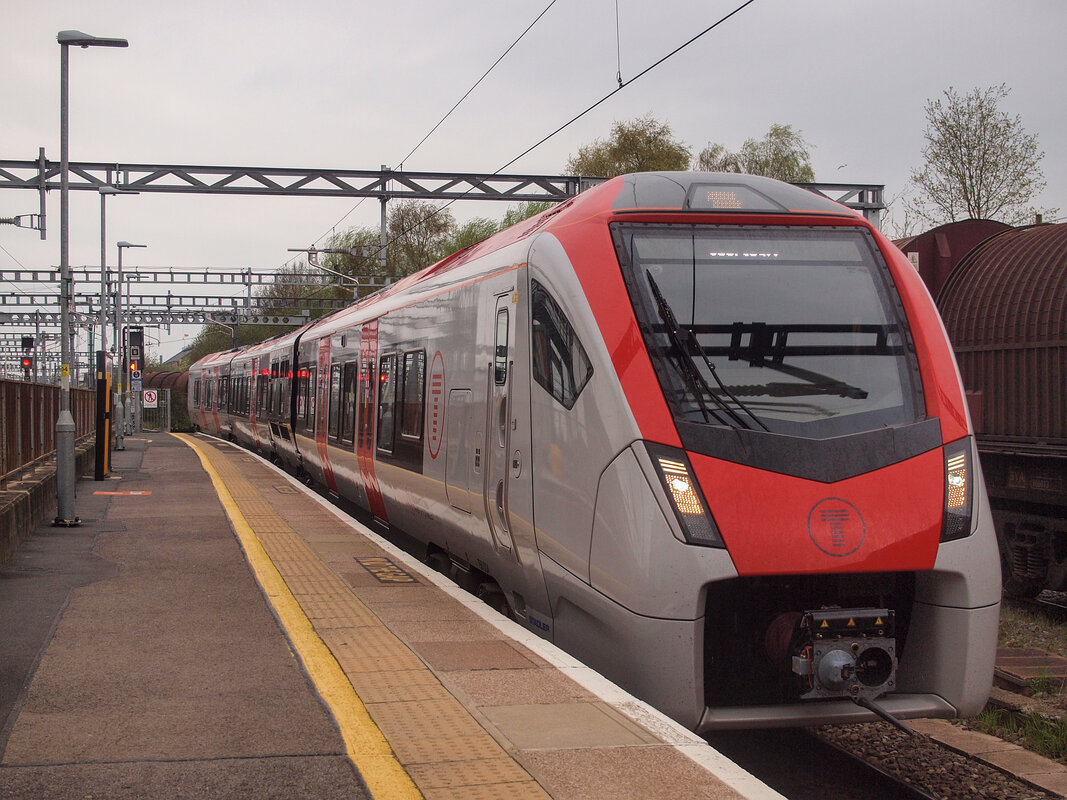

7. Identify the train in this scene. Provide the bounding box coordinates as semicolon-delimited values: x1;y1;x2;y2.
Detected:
933;223;1067;598
189;172;1001;731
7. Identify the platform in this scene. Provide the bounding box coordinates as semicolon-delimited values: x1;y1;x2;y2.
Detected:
0;433;776;799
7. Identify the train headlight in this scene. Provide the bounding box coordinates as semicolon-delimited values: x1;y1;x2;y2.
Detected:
941;438;973;542
646;443;724;548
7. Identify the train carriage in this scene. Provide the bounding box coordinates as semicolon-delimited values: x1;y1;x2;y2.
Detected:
188;348;236;438
191;172;1001;731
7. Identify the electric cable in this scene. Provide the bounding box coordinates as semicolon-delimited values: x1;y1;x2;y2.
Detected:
377;0;760;260
286;0;560;269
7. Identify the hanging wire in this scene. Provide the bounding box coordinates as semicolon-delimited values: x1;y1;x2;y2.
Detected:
376;0;760;258
615;0;623;88
284;0;560;270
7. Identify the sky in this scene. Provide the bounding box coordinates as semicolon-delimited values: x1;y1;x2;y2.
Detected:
2;0;1065;362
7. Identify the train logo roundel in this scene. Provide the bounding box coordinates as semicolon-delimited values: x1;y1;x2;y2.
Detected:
428;351;445;460
807;498;865;557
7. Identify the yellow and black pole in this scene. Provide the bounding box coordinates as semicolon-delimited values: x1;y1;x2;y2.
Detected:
94;350;113;480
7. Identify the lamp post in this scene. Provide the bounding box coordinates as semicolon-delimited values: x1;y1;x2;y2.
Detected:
114;241;145;450
98;186;139;360
57;29;128;526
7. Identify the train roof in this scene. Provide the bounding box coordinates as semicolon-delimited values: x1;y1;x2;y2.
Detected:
605;172;859;217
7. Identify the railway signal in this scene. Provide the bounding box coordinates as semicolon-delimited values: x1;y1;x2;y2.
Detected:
20;335;34;380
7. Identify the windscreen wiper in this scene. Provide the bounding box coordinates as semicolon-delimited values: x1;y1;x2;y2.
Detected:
645;272;761;430
727;323;869;400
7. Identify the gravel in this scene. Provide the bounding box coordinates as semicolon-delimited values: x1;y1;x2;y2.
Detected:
814;722;1057;800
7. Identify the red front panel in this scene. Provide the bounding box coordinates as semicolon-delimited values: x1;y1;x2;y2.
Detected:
693;448;943;575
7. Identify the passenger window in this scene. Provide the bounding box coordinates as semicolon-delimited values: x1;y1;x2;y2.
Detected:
531;280;593;410
401;351;426;440
377;354;397;453
341;362;358;444
359;358;374;449
306;367;317;426
495;308;509;385
328;364;342;440
257;372;269;415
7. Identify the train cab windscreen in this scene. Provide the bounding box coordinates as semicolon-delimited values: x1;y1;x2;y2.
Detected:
615;225;923;439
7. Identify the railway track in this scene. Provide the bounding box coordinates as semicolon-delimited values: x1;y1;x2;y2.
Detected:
1004;592;1067;625
706;728;936;800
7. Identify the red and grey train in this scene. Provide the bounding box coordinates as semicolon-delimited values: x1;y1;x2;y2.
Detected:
189;172;1000;731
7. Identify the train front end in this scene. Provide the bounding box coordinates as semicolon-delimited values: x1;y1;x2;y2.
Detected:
561;173;1001;730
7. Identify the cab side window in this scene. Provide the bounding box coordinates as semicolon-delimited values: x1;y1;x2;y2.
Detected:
531;280;593;409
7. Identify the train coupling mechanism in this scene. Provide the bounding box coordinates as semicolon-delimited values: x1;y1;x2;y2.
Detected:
790;608;897;702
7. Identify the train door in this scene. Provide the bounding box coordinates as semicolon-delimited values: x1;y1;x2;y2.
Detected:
250;357;262;450
315;337;339;494
483;284;538;564
357;319;387;521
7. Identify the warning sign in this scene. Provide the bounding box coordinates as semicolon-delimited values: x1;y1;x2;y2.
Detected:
143;389;158;408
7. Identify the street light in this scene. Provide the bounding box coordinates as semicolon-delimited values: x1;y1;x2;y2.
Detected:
57;29;128;526
98;186;138;360
114;241;146;450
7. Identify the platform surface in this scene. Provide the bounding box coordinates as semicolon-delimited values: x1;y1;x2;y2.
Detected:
0;433;774;800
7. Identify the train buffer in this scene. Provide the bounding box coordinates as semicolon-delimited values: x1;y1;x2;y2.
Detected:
0;433;777;799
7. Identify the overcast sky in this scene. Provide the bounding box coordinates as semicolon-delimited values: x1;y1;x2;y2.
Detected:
3;0;1064;360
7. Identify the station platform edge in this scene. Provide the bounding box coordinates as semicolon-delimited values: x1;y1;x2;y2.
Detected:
0;433;774;800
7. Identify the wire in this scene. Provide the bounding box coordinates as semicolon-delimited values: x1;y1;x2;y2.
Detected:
497;0;758;174
394;0;559;171
378;0;760;257
615;0;623;87
0;241;59;298
286;0;561;271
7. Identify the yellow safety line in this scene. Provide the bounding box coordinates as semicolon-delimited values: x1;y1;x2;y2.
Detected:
175;434;421;800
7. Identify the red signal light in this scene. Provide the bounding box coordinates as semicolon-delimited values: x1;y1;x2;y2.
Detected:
21;356;33;369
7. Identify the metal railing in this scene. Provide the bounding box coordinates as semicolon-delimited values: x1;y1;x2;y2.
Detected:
0;378;95;486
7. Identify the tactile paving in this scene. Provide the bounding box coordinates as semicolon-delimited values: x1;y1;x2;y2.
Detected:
195;441;547;798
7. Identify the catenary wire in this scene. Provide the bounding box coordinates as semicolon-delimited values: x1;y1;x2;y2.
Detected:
378;0;760;259
284;0;560;270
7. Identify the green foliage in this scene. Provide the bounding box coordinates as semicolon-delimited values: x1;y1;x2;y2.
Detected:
388;199;456;276
566;114;692;177
501;201;555;229
321;228;389;299
697;123;816;182
908;84;1055;226
443;217;500;254
974;706;1067;763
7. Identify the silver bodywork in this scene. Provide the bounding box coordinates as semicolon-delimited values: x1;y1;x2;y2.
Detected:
188;203;1001;731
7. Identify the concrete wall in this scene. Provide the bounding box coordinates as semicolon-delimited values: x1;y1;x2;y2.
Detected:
0;442;96;567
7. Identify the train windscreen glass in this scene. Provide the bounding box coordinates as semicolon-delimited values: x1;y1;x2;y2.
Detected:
615;225;922;439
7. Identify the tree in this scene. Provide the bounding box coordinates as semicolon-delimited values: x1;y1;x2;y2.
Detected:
322;227;387;298
501;200;555;229
387;199;455;275
442;217;500;254
908;84;1053;226
566;114;692;177
696;123;815;182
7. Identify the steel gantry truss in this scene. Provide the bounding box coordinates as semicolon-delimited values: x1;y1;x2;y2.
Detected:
1;150;886;381
0;151;885;236
0;152;606;239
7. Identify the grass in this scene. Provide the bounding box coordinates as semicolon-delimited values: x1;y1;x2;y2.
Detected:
998;601;1067;656
974;706;1067;762
959;598;1067;762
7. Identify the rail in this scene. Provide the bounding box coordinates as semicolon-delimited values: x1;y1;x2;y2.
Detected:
0;378;95;487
